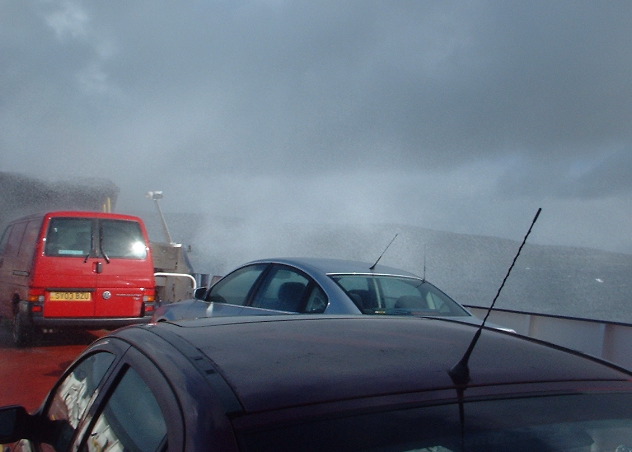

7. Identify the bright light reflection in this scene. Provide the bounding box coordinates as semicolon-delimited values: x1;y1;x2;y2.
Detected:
130;241;147;257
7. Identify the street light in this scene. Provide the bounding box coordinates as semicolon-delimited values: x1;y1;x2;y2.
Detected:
146;191;173;244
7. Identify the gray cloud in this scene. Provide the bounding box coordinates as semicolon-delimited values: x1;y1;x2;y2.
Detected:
1;0;631;253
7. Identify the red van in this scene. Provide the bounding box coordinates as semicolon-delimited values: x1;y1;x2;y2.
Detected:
0;211;156;346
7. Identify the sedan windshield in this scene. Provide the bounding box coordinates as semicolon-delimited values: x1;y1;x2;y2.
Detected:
330;274;469;317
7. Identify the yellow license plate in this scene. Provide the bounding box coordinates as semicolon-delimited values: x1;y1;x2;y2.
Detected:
49;292;92;301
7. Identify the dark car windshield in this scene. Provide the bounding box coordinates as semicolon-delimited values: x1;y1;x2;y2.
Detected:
330;274;469;317
239;392;632;451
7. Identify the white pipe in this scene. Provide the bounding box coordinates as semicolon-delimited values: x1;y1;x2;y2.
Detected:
154;272;197;291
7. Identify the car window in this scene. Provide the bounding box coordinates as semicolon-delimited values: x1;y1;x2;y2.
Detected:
45;218;93;257
100;219;147;259
40;352;116;451
208;264;267;305
20;220;40;263
419;281;469;315
331;275;469;316
378;277;423;308
304;285;328;313
331;275;378;311
251;266;310;312
378;278;467;313
1;222;27;257
0;225;11;255
239;392;632;451
82;366;167;452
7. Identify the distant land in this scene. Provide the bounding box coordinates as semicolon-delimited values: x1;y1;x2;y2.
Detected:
139;211;632;325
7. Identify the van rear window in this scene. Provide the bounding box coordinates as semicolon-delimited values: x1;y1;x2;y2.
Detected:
101;219;148;259
45;218;147;259
45;218;92;257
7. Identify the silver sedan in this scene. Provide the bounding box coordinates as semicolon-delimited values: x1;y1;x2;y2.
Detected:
152;257;497;327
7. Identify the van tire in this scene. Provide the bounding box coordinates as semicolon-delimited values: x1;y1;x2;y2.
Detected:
12;312;33;347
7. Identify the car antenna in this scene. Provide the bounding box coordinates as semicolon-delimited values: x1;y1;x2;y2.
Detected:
422;243;427;281
370;233;399;270
449;207;542;385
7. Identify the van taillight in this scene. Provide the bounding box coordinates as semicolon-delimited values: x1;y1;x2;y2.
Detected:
143;291;155;314
28;290;45;302
143;288;155;303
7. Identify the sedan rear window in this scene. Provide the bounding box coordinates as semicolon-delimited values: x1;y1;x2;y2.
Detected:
330;275;469;316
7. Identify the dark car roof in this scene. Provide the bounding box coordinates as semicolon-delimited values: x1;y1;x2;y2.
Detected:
138;316;632;414
246;257;421;277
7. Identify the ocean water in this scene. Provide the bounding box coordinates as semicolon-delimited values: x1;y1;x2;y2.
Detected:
144;213;632;325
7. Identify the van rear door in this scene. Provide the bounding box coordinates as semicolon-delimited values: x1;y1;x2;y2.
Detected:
41;216;153;319
42;217;98;317
94;218;152;317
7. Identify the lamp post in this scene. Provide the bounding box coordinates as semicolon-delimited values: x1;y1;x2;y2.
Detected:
146;191;173;244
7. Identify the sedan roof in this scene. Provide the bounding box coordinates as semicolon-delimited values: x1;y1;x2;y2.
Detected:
142;316;632;414
246;257;421;277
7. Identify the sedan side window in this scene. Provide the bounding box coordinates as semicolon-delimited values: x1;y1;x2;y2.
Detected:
40;352;116;451
304;285;328;313
83;366;167;451
207;264;267;305
252;266;312;312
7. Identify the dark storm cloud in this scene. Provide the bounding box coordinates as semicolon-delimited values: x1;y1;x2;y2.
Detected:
1;0;631;252
135;0;632;181
498;148;632;199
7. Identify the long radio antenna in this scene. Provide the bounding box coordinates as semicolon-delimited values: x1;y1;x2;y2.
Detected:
370;233;399;270
449;208;542;385
423;243;427;281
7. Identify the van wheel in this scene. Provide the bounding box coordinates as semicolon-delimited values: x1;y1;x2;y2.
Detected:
12;313;33;347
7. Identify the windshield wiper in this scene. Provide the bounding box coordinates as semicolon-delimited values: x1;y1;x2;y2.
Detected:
98;226;110;263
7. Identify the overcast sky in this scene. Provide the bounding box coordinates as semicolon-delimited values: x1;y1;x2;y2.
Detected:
2;1;631;253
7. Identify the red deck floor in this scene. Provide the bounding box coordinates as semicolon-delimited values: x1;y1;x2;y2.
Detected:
0;326;105;412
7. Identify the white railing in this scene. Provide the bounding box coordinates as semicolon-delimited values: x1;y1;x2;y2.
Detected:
154;272;197;291
467;306;632;370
